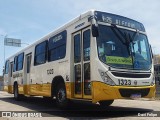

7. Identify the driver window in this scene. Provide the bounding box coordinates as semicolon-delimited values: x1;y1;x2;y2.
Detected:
140;40;147;60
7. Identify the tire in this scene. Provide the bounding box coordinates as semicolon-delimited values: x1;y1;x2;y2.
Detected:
14;83;22;101
99;100;114;107
56;83;68;108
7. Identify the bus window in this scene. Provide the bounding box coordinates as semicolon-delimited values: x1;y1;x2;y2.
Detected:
84;63;91;95
27;54;32;73
17;53;24;71
48;30;67;61
10;62;13;77
75;64;81;94
74;34;81;63
13;56;17;72
4;61;9;74
83;29;90;61
34;41;47;65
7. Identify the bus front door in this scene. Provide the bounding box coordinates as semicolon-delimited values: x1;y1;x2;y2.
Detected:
73;27;91;99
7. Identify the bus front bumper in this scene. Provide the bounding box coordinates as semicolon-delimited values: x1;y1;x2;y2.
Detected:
92;81;155;103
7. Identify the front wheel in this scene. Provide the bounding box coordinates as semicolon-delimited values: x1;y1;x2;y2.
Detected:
56;84;68;108
99;100;114;107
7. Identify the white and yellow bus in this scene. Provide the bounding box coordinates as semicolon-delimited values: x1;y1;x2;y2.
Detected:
4;10;155;108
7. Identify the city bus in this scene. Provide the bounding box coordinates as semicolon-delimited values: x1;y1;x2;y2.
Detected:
3;10;155;108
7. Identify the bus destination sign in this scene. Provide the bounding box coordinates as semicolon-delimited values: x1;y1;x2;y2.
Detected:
95;11;145;32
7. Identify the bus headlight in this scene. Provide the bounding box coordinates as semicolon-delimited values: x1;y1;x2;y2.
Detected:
151;75;155;86
98;69;116;86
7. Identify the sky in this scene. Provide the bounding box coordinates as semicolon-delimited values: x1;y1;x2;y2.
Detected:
0;0;160;75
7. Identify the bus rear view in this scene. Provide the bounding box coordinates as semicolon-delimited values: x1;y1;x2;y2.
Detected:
90;11;155;106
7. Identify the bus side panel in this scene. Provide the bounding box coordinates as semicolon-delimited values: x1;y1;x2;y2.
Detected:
3;74;8;92
28;84;51;96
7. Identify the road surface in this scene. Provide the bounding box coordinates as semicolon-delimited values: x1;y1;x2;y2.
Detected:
0;91;160;120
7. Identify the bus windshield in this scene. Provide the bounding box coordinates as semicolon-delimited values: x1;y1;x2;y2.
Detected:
97;24;152;70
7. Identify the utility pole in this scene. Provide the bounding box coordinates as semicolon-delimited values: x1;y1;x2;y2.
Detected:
0;34;7;75
4;35;7;66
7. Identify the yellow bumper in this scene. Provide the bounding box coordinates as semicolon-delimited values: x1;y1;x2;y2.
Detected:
92;81;155;103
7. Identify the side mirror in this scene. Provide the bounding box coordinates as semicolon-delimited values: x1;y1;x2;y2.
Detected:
92;24;99;37
150;44;153;59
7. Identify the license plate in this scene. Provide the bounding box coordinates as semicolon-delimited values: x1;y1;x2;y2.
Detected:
130;94;141;99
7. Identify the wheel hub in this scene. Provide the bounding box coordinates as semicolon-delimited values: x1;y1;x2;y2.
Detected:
57;89;65;102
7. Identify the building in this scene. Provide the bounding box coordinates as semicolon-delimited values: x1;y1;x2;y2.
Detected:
154;54;160;65
0;76;4;91
154;64;160;97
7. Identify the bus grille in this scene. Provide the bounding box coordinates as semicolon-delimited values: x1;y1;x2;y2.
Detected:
119;88;150;97
111;72;151;78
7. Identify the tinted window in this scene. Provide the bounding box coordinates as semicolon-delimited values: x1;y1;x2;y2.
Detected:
48;30;67;61
97;25;151;70
74;34;81;63
75;64;81;94
13;56;17;72
84;63;91;95
34;41;47;65
5;60;9;74
10;62;13;77
17;53;24;71
83;30;90;61
27;55;32;73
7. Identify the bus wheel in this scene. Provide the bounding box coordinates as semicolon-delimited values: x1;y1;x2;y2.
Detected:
56;84;68;108
14;84;22;101
99;100;114;107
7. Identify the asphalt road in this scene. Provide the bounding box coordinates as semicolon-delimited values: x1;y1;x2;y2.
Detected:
0;91;160;120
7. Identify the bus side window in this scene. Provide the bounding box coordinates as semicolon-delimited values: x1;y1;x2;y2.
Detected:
13;56;17;72
48;30;67;62
4;61;9;74
34;41;48;65
27;55;32;73
17;53;24;71
10;62;13;77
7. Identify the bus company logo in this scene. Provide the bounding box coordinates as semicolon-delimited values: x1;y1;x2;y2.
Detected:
134;80;137;85
2;112;11;117
2;112;42;118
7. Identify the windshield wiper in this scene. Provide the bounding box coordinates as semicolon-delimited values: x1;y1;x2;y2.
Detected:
111;24;130;54
128;30;139;56
111;24;135;67
131;29;139;42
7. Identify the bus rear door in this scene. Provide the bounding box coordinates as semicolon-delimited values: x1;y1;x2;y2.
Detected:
24;53;32;95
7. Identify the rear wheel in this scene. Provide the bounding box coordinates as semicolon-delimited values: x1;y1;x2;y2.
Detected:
14;83;22;101
99;100;114;107
56;84;68;108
